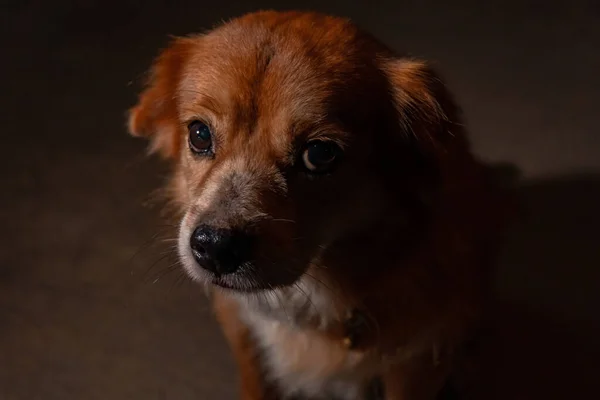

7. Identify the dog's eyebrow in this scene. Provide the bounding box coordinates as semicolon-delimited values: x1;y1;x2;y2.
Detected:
176;90;224;119
176;89;221;109
289;118;351;147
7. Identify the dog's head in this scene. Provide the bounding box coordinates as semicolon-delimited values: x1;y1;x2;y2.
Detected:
128;12;469;301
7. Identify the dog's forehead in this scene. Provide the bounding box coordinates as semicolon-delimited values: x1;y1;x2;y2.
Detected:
178;18;379;157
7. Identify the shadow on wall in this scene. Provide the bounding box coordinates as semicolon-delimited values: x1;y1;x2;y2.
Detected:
471;172;600;400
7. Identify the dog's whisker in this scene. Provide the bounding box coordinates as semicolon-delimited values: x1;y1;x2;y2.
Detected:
285;254;329;271
292;282;320;317
269;218;297;224
124;231;167;266
140;253;173;278
268;283;291;322
146;262;181;284
279;263;344;304
170;268;190;292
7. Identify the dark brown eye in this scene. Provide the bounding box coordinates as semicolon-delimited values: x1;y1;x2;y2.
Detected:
302;141;340;173
188;120;212;154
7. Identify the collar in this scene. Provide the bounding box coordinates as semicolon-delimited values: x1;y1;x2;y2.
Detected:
341;308;378;350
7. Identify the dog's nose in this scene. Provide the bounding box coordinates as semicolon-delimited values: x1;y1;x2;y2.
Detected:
189;225;253;275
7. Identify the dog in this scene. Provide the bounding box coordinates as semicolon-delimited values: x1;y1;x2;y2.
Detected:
127;10;514;400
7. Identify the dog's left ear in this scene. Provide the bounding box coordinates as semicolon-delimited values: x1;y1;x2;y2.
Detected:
382;58;470;162
127;38;193;159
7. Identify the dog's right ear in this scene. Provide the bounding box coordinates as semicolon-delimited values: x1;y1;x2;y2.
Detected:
127;38;192;159
382;58;469;161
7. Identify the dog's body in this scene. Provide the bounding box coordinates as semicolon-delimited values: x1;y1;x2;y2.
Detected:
128;11;513;399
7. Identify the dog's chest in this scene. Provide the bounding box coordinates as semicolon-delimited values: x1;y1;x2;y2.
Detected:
245;311;375;400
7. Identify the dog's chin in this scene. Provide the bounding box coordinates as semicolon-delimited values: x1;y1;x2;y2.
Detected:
209;270;275;293
179;246;341;328
179;259;262;292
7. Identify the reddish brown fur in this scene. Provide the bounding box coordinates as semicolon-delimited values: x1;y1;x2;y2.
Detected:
128;10;514;400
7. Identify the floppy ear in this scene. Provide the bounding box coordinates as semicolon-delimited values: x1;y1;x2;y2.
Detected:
383;58;470;163
127;38;192;159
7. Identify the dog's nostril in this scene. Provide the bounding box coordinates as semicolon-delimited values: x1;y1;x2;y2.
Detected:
189;225;253;275
195;246;206;254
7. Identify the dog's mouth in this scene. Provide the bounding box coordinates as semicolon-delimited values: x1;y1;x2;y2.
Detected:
210;272;259;292
207;260;301;292
191;257;308;293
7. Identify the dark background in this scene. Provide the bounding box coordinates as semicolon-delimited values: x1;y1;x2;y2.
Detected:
1;0;599;399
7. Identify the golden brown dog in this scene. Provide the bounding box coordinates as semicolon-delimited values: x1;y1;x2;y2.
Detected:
128;10;513;400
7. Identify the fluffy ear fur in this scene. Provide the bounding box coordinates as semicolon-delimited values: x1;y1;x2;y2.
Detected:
127;38;192;159
383;58;518;240
383;58;470;163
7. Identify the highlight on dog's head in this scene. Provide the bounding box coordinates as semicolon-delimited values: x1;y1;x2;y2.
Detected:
127;11;470;298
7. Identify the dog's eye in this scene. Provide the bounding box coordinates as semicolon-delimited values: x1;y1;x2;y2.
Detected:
302;141;340;173
188;120;212;154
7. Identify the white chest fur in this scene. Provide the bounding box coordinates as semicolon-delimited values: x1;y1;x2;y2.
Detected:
243;309;377;400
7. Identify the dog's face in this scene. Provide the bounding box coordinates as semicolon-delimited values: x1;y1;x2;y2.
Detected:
128;12;462;297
